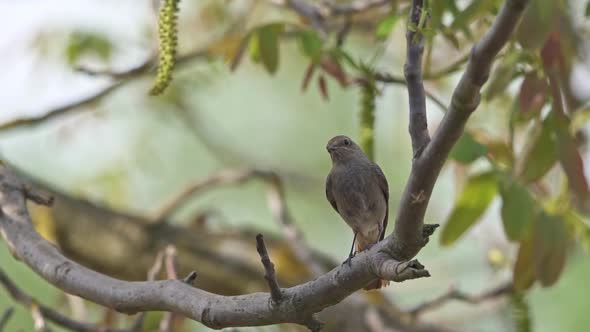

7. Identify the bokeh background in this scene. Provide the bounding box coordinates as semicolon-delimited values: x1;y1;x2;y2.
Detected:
1;0;589;331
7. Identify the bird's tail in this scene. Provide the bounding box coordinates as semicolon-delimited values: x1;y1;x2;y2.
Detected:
364;279;390;290
356;237;390;291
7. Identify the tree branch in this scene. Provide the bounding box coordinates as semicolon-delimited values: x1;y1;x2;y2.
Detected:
409;282;513;319
152;167;326;276
0;50;208;132
255;234;283;304
0;307;14;332
275;0;391;36
404;0;431;157
0;165;429;330
0;240;181;332
0;268;133;332
390;0;529;260
374;73;449;113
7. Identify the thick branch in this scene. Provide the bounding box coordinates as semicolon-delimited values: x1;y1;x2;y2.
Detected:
0;166;429;330
404;0;430;156
390;0;529;260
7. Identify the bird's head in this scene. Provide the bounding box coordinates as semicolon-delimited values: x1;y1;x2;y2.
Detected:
326;135;365;163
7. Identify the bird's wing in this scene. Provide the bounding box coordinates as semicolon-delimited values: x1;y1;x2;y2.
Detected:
373;164;389;241
325;172;338;213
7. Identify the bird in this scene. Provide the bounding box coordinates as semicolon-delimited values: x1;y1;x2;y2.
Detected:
325;135;390;290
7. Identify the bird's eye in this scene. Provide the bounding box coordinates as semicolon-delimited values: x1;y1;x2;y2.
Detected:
343;139;350;146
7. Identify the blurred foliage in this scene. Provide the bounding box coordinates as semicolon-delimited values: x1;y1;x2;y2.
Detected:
66;30;112;65
2;0;590;331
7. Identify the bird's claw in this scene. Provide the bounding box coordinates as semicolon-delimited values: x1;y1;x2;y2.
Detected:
342;253;355;267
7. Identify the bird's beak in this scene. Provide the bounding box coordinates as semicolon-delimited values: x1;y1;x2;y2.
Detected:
326;145;335;153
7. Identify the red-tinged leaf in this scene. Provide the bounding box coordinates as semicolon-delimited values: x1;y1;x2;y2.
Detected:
513;234;536;291
516;0;563;49
500;180;536;241
518;73;548;119
541;31;564;69
320;56;350;87
519;115;558;183
301;62;317;92
555;124;590;209
441;171;498;246
533;212;568;287
318;75;329;100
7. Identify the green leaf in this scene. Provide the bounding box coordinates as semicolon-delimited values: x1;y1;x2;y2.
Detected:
500;180;535;241
298;30;323;60
375;14;399;40
570;106;590;135
450;0;498;39
520;115;558;183
516;0;564;49
513;234;536;291
256;23;283;74
66;31;112;65
533;212;568;287
450;132;487;164
511;293;532;332
483;52;520;101
563;210;590;253
586;1;590;17
441;171;498;246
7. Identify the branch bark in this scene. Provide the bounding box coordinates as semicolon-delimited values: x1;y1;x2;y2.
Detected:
391;0;529;260
404;0;431;157
0;165;430;330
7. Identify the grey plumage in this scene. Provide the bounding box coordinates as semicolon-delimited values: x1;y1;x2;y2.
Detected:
325;135;389;290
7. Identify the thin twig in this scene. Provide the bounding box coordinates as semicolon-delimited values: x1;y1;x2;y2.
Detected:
151;168;268;222
0;49;208;132
0;307;14;332
275;0;391;36
159;246;179;332
423;53;470;80
264;173;326;276
374;73;448;113
409;282;513;319
255;234;283;304
152;168;325;276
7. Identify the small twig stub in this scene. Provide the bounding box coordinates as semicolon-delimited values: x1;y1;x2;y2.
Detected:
255;234;283;304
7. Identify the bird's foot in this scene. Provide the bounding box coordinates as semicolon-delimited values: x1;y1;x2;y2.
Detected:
342;253;355;267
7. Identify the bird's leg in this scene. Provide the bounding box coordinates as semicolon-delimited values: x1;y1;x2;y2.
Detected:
342;232;357;267
377;223;384;243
